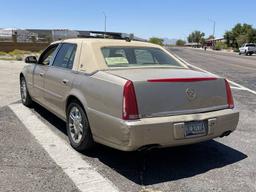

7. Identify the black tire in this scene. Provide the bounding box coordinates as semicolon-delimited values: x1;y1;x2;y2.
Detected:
238;52;241;55
20;76;33;107
66;101;94;151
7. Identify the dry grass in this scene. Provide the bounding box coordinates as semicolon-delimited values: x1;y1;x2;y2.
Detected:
0;49;40;61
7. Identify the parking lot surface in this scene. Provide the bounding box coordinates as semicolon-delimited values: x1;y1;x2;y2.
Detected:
0;48;256;192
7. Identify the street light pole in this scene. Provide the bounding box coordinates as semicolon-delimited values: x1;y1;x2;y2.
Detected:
209;18;216;38
213;20;216;38
103;12;107;38
209;18;216;48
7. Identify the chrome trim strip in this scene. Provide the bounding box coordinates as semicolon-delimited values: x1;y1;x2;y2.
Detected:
143;105;228;118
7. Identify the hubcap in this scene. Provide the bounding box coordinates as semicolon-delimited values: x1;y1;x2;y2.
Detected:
20;79;27;103
69;106;84;144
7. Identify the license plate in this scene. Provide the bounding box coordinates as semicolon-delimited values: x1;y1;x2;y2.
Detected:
185;121;207;137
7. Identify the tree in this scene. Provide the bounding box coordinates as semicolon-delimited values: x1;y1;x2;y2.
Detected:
187;31;205;44
224;23;256;48
176;39;186;46
236;34;249;47
200;38;206;46
214;41;227;50
224;31;234;47
149;37;164;46
207;35;215;40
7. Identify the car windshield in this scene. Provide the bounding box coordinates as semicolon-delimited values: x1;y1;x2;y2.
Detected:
101;47;182;67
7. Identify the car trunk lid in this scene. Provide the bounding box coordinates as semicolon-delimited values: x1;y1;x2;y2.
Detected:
106;68;229;118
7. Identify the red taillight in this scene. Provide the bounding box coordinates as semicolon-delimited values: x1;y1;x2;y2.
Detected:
225;79;234;109
147;77;217;83
122;80;139;120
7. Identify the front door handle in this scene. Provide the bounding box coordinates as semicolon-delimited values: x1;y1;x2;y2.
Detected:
39;72;44;77
62;79;69;85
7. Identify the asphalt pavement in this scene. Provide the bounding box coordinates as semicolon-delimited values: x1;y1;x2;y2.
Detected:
169;47;256;91
0;49;256;192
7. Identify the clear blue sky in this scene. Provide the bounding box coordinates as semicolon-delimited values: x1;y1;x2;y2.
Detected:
1;0;255;39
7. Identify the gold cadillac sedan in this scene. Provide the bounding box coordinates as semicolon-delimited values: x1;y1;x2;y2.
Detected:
20;37;239;151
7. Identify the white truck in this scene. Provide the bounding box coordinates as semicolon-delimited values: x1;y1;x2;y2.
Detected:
239;43;256;56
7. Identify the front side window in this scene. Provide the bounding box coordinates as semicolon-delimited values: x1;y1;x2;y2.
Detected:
38;44;59;65
52;43;77;69
101;47;182;67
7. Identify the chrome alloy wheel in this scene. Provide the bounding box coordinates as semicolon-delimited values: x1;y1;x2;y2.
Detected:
20;79;27;103
68;106;84;144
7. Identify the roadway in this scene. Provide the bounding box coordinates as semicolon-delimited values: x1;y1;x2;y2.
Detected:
168;47;256;91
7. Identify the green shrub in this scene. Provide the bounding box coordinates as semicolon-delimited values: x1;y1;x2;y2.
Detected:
149;37;164;46
214;41;228;50
176;39;186;46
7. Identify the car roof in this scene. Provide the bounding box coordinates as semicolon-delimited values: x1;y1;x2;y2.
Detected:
49;38;185;73
52;38;160;48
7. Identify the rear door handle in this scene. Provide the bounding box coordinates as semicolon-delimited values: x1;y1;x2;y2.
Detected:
62;79;69;85
39;72;44;77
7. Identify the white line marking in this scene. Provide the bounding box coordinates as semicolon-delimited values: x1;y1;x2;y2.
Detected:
172;53;256;95
10;103;119;192
230;87;247;90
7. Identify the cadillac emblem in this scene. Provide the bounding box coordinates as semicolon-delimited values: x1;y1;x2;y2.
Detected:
186;88;196;100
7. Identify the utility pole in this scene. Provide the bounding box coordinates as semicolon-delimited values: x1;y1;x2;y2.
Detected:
103;12;107;38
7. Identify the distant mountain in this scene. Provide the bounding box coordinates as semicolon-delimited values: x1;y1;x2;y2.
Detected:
163;38;178;45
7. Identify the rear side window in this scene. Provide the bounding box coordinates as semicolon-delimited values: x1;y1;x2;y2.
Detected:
53;43;77;69
246;44;255;47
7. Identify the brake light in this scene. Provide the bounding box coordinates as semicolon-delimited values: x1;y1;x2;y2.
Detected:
147;77;217;82
225;79;234;109
122;80;139;120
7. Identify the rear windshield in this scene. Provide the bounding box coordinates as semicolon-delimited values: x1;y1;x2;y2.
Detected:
246;44;256;47
101;47;182;67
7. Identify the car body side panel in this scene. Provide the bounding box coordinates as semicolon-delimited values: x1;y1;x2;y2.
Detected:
32;65;49;103
43;67;75;118
21;64;35;95
69;71;125;140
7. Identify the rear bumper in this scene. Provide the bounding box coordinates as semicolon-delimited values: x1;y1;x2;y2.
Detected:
91;109;239;151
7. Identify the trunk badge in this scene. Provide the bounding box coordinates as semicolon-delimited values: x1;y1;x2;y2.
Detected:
186;88;197;100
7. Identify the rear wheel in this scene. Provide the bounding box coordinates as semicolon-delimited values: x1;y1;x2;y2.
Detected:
20;76;33;107
66;101;94;151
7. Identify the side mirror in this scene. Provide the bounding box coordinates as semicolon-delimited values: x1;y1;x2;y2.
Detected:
25;56;37;64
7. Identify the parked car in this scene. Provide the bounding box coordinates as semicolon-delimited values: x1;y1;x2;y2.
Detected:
20;37;239;151
239;43;256;55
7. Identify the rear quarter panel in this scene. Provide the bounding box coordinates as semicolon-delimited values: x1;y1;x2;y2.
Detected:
71;71;126;140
